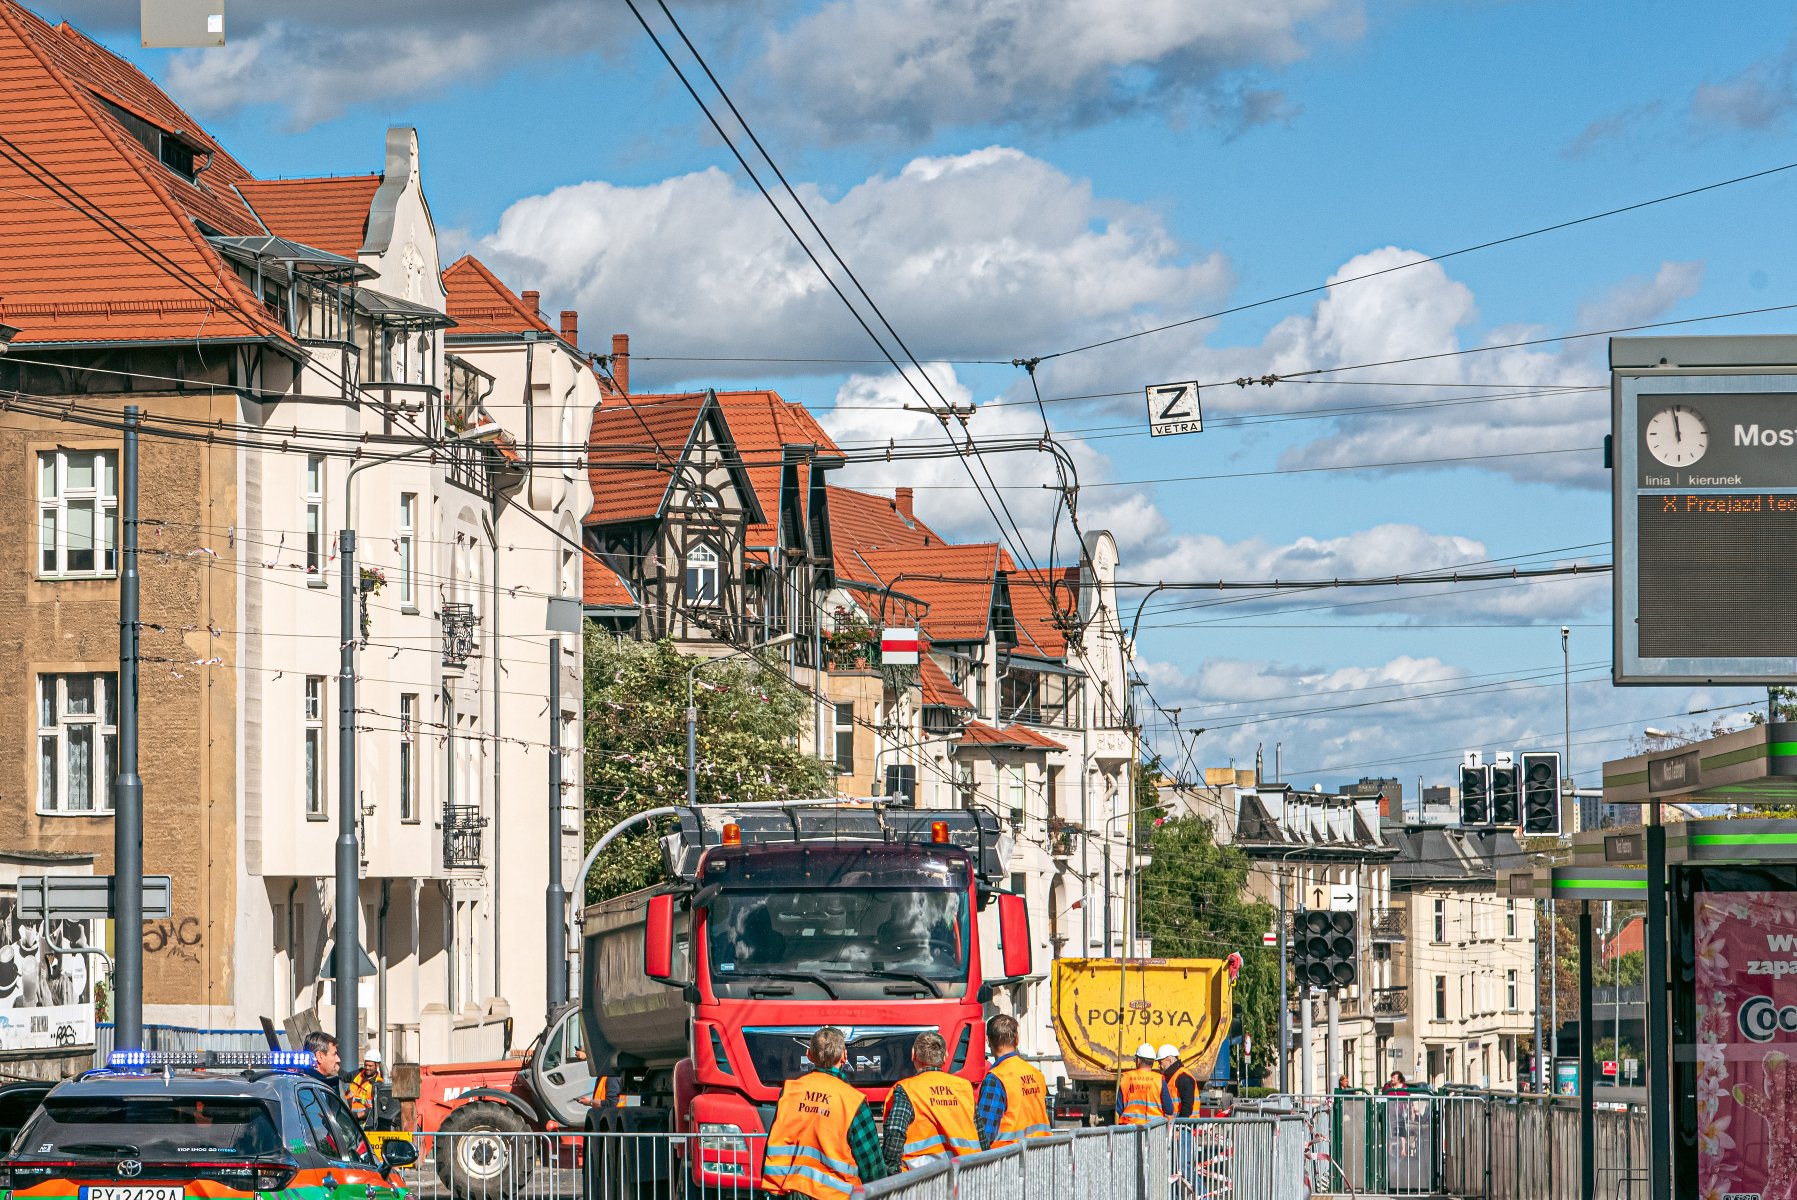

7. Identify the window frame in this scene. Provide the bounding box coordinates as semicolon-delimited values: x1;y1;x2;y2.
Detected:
1505;897;1517;938
1433;897;1447;943
400;692;420;823
36;672;118;816
37;450;118;580
1434;975;1447;1021
1506;967;1518;1011
399;492;418;610
305;675;326;819
684;542;720;607
832;702;854;775
305;455;327;583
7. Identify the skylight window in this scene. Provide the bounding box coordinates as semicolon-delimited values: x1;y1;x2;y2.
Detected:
94;96;198;181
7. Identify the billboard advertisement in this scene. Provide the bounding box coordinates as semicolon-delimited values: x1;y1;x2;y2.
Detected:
0;892;96;1053
1692;889;1797;1200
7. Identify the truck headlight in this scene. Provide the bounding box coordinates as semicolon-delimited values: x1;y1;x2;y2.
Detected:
697;1122;750;1154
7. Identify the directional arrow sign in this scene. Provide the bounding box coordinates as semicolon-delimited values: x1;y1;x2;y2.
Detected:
1145;381;1203;437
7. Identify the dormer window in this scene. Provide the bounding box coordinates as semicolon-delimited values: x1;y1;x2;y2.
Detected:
94;96;199;181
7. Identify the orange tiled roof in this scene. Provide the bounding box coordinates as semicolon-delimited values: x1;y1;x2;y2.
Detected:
956;721;1062;751
1006;566;1080;659
827;485;943;578
442;254;556;338
583;552;637;610
584;393;717;525
0;4;288;345
919;653;974;711
237;174;381;258
850;543;1000;642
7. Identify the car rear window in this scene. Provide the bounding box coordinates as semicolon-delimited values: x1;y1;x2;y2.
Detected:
17;1097;281;1158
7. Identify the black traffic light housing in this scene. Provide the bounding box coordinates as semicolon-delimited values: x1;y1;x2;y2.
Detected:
1460;763;1492;826
1491;760;1521;827
1325;911;1357;988
1290;908;1356;991
1521;751;1561;836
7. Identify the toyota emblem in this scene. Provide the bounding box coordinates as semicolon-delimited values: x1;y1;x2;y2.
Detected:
117;1161;143;1178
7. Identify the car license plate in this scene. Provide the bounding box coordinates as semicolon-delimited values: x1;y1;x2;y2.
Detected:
80;1187;184;1200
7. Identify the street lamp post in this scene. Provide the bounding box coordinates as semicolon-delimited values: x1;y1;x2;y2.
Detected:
684;635;798;806
333;426;498;1073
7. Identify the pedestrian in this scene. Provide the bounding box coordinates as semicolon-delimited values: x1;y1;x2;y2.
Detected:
346;1048;385;1123
762;1027;887;1199
1117;1044;1164;1125
577;1073;620;1112
1157;1044;1197;1118
881;1032;979;1173
1382;1071;1409;1095
975;1015;1050;1149
302;1031;342;1084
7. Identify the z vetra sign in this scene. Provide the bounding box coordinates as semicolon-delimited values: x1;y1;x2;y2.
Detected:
1647;750;1700;794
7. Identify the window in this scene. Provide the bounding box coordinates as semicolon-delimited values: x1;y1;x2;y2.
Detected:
37;450;117;579
684;543;719;605
400;693;419;822
1342;1039;1356;1086
1506;898;1517;938
305;456;326;580
1433;898;1447;943
1506;968;1518;1011
957;761;977;809
305;676;326;818
832;702;854;774
1433;975;1448;1020
399;493;417;608
37;673;116;813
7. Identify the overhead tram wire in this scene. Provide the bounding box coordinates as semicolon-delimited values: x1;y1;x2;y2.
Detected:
1031;156;1797;362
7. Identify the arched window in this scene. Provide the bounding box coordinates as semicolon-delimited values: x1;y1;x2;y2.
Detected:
685;543;719;605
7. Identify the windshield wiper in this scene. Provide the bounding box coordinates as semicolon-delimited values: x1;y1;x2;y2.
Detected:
819;967;947;998
57;1142;140;1156
726;970;839;999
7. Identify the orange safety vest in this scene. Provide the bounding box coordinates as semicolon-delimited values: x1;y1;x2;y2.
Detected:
762;1070;867;1200
1161;1065;1197;1117
589;1075;617;1107
897;1070;980;1168
346;1070;381;1120
987;1054;1050;1148
1117;1067;1162;1125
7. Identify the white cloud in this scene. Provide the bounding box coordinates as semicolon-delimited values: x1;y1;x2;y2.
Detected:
1691;37;1797;133
478;149;1230;387
759;0;1356;143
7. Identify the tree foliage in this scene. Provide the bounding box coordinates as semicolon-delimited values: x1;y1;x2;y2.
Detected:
1136;815;1278;1075
582;636;830;902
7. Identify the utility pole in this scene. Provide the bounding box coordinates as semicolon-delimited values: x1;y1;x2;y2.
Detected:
112;405;144;1052
334;525;359;1070
545;637;567;1018
1534;910;1546;1092
1277;869;1288;1093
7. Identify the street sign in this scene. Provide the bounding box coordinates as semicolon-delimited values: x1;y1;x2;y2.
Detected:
1262;931;1278;946
1623;1057;1639;1082
17;875;174;920
1145;382;1202;437
1603;1059;1618;1078
880;627;920;665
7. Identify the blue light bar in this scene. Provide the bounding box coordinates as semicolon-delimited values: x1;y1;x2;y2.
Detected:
106;1050;315;1071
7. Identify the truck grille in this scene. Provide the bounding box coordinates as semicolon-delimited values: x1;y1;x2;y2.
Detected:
741;1025;936;1088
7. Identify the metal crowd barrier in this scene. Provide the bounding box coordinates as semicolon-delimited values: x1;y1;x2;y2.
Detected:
406;1129;766;1200
855;1122;1163;1200
1168;1116;1311;1200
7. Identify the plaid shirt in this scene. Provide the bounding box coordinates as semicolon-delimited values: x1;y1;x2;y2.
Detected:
880;1081;916;1173
974;1053;1016;1149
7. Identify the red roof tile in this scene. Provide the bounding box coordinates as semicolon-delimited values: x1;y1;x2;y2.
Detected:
850;544;1000;642
919;653;973;711
956;721;1062;751
827;485;944;578
442;254;556;338
0;3;288;345
1006;567;1080;659
584;393;708;524
583;552;637;609
237;174;380;258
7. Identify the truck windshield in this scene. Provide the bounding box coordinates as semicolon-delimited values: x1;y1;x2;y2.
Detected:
707;888;970;1000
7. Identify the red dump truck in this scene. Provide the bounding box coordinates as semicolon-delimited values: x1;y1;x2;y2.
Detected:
579;803;1029;1196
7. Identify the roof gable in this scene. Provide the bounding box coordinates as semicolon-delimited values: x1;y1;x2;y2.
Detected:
237;174;381;258
585;391;765;527
827;485;944;578
849;543;1001;642
442;254;556;338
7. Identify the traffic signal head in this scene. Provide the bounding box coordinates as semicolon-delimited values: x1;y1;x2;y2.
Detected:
1289;909;1355;990
1327;911;1358;988
1522;751;1561;836
1460;763;1491;825
1491;762;1521;827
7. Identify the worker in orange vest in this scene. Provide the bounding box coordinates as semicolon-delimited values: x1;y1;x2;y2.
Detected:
976;1014;1050;1149
1158;1044;1198;1118
881;1031;980;1172
345;1048;384;1124
1117;1044;1164;1125
762;1027;888;1199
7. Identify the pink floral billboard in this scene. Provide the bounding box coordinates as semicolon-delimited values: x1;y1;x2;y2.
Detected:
1694;889;1797;1200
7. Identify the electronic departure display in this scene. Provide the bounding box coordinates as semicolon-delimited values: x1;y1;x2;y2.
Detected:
1613;336;1797;685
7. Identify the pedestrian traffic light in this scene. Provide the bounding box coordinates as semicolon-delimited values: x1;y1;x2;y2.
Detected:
1324;911;1357;988
1521;751;1561;836
1291;910;1335;990
1460;763;1491;825
1491;760;1520;827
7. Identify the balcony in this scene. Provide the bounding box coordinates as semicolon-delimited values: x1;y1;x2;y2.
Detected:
441;602;479;673
1372;986;1410;1021
443;805;487;870
1370;906;1407;942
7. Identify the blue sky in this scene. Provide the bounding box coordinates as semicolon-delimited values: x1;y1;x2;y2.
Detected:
42;0;1797;795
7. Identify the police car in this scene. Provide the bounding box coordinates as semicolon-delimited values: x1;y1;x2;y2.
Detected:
0;1051;416;1200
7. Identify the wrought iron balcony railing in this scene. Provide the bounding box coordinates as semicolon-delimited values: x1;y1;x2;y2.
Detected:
443;804;487;870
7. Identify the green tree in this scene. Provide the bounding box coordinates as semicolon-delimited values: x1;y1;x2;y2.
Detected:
582;636;830;901
1136;815;1278;1077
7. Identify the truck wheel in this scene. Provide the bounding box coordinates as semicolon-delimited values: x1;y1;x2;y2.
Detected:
435;1101;534;1199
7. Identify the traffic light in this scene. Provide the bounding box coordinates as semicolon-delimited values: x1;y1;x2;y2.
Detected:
1292;910;1334;990
1460;763;1492;825
1491;760;1521;827
1323;911;1358;988
1522;751;1562;836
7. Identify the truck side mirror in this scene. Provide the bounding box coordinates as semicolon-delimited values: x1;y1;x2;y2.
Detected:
998;892;1031;981
644;893;677;983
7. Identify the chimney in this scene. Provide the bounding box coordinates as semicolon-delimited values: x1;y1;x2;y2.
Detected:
895;486;914;522
610;333;630;394
560;310;579;348
521;290;540;318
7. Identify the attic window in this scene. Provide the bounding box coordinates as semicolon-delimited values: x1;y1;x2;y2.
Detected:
95;96;198;180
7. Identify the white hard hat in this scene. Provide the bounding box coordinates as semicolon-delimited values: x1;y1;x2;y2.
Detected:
1157;1044;1180;1060
1135;1043;1157;1060
362;1047;382;1063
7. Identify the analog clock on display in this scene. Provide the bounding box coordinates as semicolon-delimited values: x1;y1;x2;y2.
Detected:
1645;404;1709;467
